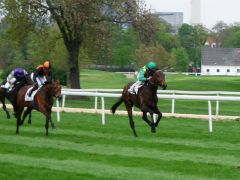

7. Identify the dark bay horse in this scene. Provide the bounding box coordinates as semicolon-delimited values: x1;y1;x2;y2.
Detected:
15;80;61;135
111;70;167;137
0;84;10;119
0;78;29;119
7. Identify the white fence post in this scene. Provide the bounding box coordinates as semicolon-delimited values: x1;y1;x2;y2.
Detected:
62;95;66;109
208;100;213;133
216;92;219;121
171;91;175;115
101;96;105;125
56;99;60;122
95;90;98;111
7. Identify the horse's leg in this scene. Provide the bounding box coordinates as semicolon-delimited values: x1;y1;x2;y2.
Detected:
45;114;49;136
142;106;156;133
48;110;55;129
28;111;32;124
148;110;156;133
125;104;138;137
49;113;56;129
1;98;10;119
20;108;31;125
45;112;54;136
16;107;24;134
142;112;152;127
153;106;162;127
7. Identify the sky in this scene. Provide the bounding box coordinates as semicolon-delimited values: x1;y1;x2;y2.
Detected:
144;0;240;29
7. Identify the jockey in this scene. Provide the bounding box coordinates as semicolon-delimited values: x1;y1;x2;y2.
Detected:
27;60;52;97
128;62;158;95
1;68;27;92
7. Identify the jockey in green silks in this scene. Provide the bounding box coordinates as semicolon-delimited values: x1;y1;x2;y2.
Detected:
128;61;158;95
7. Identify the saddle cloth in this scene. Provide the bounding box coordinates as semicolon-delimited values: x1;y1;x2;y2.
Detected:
25;87;39;101
128;81;144;95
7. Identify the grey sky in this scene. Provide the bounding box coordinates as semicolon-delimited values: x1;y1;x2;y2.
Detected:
144;0;240;29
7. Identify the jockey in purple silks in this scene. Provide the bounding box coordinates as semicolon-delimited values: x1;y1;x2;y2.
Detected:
1;68;28;92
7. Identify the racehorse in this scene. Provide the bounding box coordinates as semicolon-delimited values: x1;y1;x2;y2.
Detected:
0;77;29;119
15;79;61;135
111;70;167;137
0;83;11;119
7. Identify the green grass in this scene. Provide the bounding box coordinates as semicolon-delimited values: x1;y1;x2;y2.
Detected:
80;70;240;91
1;70;240;179
80;69;131;89
0;111;239;179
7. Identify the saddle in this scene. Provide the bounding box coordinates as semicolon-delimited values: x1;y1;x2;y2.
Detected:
25;87;40;101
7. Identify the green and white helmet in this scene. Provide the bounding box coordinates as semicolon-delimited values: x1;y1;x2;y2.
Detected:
146;62;157;69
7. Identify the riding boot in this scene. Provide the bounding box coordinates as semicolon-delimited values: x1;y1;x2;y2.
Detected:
128;85;135;94
28;85;37;97
27;89;33;97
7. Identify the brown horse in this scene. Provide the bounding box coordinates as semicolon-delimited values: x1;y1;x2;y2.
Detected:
0;85;11;119
15;80;61;135
0;77;29;119
111;70;167;137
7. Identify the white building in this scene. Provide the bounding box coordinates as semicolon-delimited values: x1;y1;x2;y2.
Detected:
201;48;240;76
191;0;201;25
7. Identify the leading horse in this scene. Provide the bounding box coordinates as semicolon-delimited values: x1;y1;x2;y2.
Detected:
15;80;61;135
111;70;167;137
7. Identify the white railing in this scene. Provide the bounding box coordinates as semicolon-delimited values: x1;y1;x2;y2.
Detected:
56;89;240;133
61;89;240;120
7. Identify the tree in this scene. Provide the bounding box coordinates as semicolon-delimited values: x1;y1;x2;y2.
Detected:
154;21;180;52
171;48;190;72
212;22;240;48
134;43;173;70
111;26;138;67
224;30;240;47
178;24;208;67
1;0;155;88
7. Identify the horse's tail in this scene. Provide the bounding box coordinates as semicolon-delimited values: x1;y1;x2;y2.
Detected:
111;96;123;114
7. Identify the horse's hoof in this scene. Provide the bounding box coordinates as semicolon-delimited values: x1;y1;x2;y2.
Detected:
18;121;23;126
151;127;156;133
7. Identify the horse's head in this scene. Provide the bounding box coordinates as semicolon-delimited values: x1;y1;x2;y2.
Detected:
45;80;62;99
52;80;62;99
149;70;167;90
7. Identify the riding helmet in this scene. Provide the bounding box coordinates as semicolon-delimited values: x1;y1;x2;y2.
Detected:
43;60;51;69
14;68;25;78
147;62;157;70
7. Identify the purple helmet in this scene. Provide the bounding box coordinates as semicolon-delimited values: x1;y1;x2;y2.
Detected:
14;68;26;78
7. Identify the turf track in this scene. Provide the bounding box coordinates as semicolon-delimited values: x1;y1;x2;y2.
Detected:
0;111;239;180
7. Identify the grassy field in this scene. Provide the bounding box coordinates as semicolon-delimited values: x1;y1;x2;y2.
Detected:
0;111;239;179
80;70;240;91
1;70;240;179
